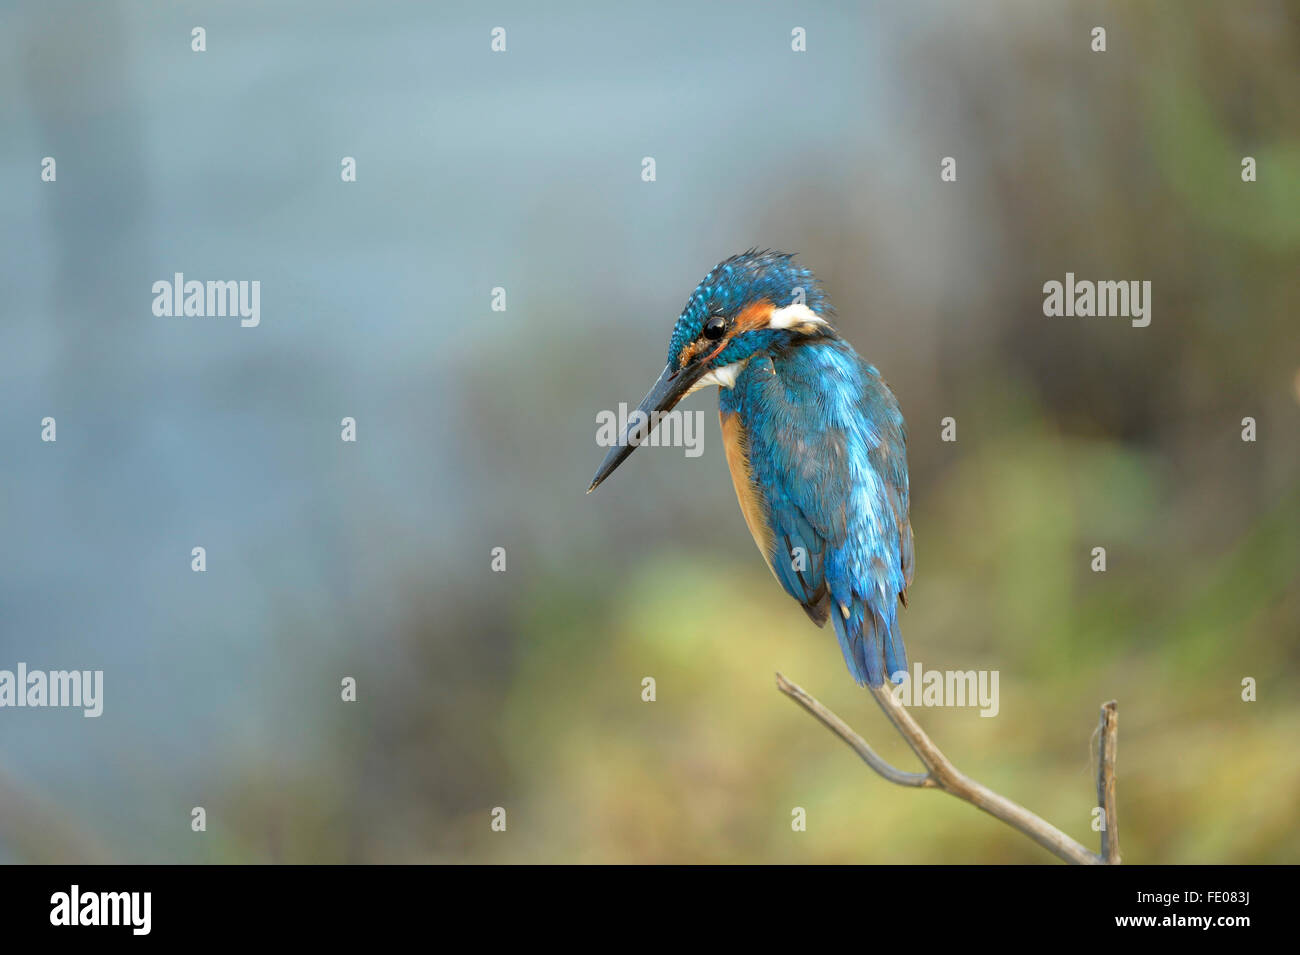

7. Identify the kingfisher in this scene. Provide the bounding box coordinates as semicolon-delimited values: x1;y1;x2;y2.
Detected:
588;250;914;687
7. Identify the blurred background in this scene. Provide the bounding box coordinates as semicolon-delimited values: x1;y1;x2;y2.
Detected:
0;0;1296;863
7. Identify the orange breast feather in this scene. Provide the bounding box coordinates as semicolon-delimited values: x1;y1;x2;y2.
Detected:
720;411;776;569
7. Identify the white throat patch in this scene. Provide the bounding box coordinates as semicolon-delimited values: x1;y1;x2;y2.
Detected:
685;360;747;396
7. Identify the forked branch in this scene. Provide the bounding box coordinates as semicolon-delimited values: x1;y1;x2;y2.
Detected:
775;672;1119;865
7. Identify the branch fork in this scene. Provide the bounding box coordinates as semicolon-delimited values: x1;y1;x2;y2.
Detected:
776;672;1119;865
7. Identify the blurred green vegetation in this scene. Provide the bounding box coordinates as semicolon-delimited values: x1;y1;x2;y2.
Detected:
485;403;1298;864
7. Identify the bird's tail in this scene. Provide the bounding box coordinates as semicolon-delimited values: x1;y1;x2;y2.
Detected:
830;597;907;687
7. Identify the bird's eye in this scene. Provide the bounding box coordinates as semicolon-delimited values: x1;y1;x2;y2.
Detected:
703;315;727;341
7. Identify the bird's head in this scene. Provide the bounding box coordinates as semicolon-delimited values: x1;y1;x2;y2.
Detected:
588;249;834;492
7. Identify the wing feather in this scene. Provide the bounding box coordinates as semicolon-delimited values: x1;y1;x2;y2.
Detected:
724;346;911;685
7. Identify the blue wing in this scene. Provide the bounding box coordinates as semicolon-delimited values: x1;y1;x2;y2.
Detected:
722;344;913;686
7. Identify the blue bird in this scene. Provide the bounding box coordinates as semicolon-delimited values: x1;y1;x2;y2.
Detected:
589;250;914;686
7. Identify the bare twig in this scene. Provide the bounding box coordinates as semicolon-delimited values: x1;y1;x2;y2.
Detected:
775;672;1120;865
1096;700;1120;864
775;673;929;788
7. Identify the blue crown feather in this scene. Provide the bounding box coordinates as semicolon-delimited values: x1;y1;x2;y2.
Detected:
667;250;832;370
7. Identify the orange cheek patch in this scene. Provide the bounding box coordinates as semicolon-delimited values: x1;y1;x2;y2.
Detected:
733;300;775;334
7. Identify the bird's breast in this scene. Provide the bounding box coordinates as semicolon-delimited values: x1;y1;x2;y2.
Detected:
719;410;776;568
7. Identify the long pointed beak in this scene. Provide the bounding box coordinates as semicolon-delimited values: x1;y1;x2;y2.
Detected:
587;361;706;493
